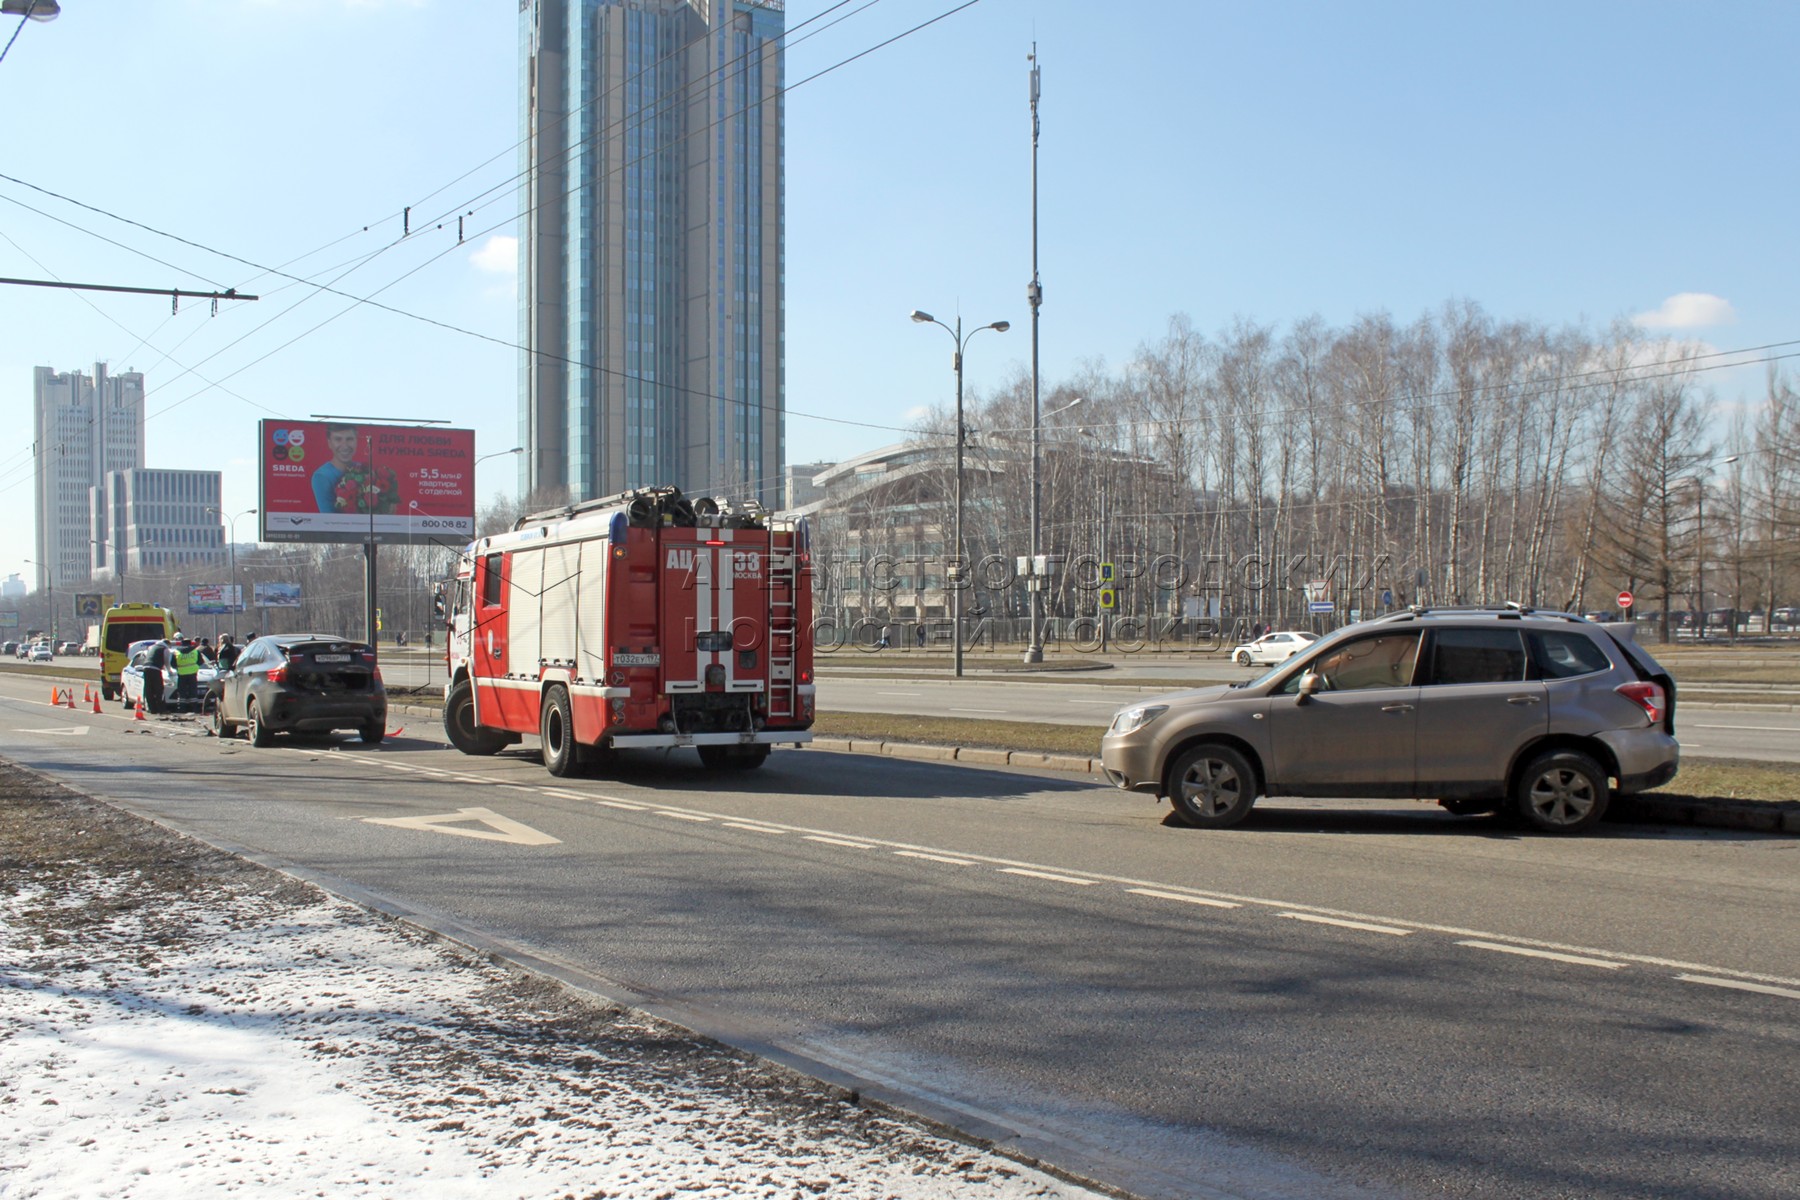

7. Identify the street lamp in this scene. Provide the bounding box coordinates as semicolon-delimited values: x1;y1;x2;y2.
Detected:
208;507;257;641
477;446;525;468
910;310;1010;678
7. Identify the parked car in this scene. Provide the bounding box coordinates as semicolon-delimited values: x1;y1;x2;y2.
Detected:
29;642;53;662
1102;606;1678;835
1229;630;1318;666
13;640;33;659
56;641;81;656
120;640;218;713
210;634;387;746
1;641;16;657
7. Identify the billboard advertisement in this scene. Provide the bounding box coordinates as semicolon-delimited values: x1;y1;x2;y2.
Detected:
254;582;301;609
188;584;244;615
257;420;478;546
74;593;116;618
0;611;17;629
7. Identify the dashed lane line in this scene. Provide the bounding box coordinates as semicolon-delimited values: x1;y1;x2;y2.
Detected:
1456;940;1627;969
658;811;713;822
724;822;785;834
1279;913;1411;936
1128;888;1240;909
593;799;648;811
805;835;877;850
1001;868;1099;886
1675;975;1800;1001
895;850;977;867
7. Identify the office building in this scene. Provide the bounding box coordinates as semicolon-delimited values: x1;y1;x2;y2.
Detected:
32;364;144;590
91;469;225;581
520;0;786;508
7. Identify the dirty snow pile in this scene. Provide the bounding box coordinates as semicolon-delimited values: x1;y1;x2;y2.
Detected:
0;861;1095;1199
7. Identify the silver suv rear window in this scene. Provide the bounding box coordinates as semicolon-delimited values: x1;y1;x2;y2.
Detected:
1531;631;1611;678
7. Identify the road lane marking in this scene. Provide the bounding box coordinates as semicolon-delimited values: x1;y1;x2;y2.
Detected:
1688;723;1800;732
895;850;976;866
805;835;876;849
1129;888;1241;909
592;799;648;811
362;807;560;846
1001;868;1098;886
1675;975;1800;1001
724;822;785;834
1280;913;1410;936
950;707;1010;715
1456;941;1625;969
541;788;587;800
658;811;712;822
15;726;90;736
499;784;535;793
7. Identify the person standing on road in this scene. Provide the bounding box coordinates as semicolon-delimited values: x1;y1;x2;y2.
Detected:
173;638;203;704
216;634;240;672
878;623;892;651
142;639;170;713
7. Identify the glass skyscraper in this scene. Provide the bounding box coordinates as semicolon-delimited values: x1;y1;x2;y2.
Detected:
520;0;785;508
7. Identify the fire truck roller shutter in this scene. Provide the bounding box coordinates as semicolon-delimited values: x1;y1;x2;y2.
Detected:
577;539;610;681
540;539;580;667
508;547;543;672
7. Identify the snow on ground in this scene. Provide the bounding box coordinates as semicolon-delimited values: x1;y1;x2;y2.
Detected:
0;867;1101;1200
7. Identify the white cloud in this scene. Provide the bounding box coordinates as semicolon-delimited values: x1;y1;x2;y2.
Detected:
470;235;517;275
1632;292;1737;330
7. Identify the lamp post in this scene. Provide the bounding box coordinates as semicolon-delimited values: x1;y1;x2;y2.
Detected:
910;310;1010;679
208;507;257;641
477;446;525;469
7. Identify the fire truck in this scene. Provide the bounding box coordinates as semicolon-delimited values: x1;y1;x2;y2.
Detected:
443;486;814;775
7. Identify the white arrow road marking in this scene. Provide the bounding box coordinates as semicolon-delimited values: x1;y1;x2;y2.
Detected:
15;726;91;736
362;807;560;846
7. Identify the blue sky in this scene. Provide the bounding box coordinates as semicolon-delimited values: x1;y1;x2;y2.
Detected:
4;0;1797;588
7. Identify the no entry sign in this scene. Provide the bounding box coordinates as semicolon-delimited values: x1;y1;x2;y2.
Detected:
1617;590;1634;609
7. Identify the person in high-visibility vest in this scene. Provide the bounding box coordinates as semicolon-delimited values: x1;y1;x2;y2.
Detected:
173;638;203;704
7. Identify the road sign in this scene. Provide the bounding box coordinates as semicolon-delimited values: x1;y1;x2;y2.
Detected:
1618;590;1634;610
1098;587;1116;611
1100;561;1115;583
1308;600;1336;614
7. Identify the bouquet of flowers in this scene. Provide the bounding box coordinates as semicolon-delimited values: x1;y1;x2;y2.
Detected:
333;462;401;515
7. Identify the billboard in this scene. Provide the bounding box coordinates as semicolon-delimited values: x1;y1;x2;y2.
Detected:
254;582;301;609
75;593;116;618
0;611;17;629
257;419;478;546
188;584;244;615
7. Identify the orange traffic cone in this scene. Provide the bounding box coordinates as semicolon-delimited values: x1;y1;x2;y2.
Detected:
63;688;76;709
91;688;102;714
49;687;60;706
82;683;91;703
133;696;146;721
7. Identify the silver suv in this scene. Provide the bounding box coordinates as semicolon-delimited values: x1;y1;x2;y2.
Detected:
1100;607;1678;834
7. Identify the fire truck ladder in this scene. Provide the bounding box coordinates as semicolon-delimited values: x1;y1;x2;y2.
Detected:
767;526;799;720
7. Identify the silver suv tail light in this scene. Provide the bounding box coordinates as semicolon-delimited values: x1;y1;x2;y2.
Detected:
1615;680;1665;724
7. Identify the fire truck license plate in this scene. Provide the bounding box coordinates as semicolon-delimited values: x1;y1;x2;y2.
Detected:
614;652;660;667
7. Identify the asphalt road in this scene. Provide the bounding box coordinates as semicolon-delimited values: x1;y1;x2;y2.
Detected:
2;673;1796;1199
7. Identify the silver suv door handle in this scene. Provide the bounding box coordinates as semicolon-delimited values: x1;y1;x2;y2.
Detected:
1506;695;1542;705
1381;703;1414;713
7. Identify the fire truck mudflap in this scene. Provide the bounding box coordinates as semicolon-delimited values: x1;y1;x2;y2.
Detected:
443;486;815;776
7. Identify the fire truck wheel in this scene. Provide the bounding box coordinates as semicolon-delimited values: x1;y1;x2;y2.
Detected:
540;686;581;777
445;679;508;756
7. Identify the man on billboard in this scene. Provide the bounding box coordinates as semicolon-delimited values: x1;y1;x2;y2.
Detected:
311;424;361;513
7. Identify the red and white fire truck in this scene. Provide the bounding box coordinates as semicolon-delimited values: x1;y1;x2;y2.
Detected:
443;486;814;775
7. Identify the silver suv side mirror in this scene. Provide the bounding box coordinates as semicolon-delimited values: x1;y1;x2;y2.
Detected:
1296;671;1322;701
